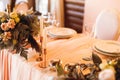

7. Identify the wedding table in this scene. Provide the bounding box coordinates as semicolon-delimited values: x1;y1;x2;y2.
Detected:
0;34;114;80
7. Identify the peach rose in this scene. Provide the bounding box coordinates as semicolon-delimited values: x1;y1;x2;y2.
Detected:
1;23;9;31
7;19;16;29
3;32;12;42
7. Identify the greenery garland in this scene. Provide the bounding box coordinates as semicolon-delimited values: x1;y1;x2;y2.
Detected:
52;53;120;80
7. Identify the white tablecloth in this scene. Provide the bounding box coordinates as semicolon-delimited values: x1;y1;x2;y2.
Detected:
0;34;109;80
0;49;57;80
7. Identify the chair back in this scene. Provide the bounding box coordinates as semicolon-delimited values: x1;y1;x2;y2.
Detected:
93;9;120;40
14;1;29;13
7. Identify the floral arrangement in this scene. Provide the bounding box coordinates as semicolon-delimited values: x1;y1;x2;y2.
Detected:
0;11;41;59
53;53;120;80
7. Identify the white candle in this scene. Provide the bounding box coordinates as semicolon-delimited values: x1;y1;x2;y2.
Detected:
40;16;44;36
43;28;47;49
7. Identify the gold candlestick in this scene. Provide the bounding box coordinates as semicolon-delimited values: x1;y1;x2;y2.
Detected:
43;48;47;68
38;16;47;68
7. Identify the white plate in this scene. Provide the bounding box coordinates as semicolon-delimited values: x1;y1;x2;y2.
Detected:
93;40;120;55
47;27;77;38
93;46;120;56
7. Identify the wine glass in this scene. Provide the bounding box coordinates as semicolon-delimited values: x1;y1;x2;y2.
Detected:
43;12;53;27
52;20;60;28
83;24;93;37
46;12;60;28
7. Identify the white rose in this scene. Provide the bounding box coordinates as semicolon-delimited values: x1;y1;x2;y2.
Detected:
98;69;115;80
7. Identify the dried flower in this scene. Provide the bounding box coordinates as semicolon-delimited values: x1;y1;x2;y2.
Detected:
10;12;18;18
14;17;20;23
1;23;9;31
2;32;12;42
7;19;16;29
1;17;6;22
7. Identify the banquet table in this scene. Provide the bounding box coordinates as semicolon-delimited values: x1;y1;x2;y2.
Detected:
0;34;114;80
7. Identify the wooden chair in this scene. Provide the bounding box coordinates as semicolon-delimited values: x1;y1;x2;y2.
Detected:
64;0;85;33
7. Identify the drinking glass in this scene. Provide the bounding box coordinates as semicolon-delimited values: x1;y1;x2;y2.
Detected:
83;24;93;37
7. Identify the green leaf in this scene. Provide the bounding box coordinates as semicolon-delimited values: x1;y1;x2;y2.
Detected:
92;52;102;67
28;35;41;53
82;57;92;61
12;29;19;39
56;63;64;76
20;50;28;60
116;58;120;68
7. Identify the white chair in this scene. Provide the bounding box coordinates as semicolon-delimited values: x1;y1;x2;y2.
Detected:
14;1;29;13
93;9;120;40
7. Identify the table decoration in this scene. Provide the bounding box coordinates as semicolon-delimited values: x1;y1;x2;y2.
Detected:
53;53;120;80
49;59;62;72
0;11;41;59
38;16;48;68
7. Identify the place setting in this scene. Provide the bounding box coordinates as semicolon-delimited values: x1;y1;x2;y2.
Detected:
92;40;120;57
47;27;77;39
